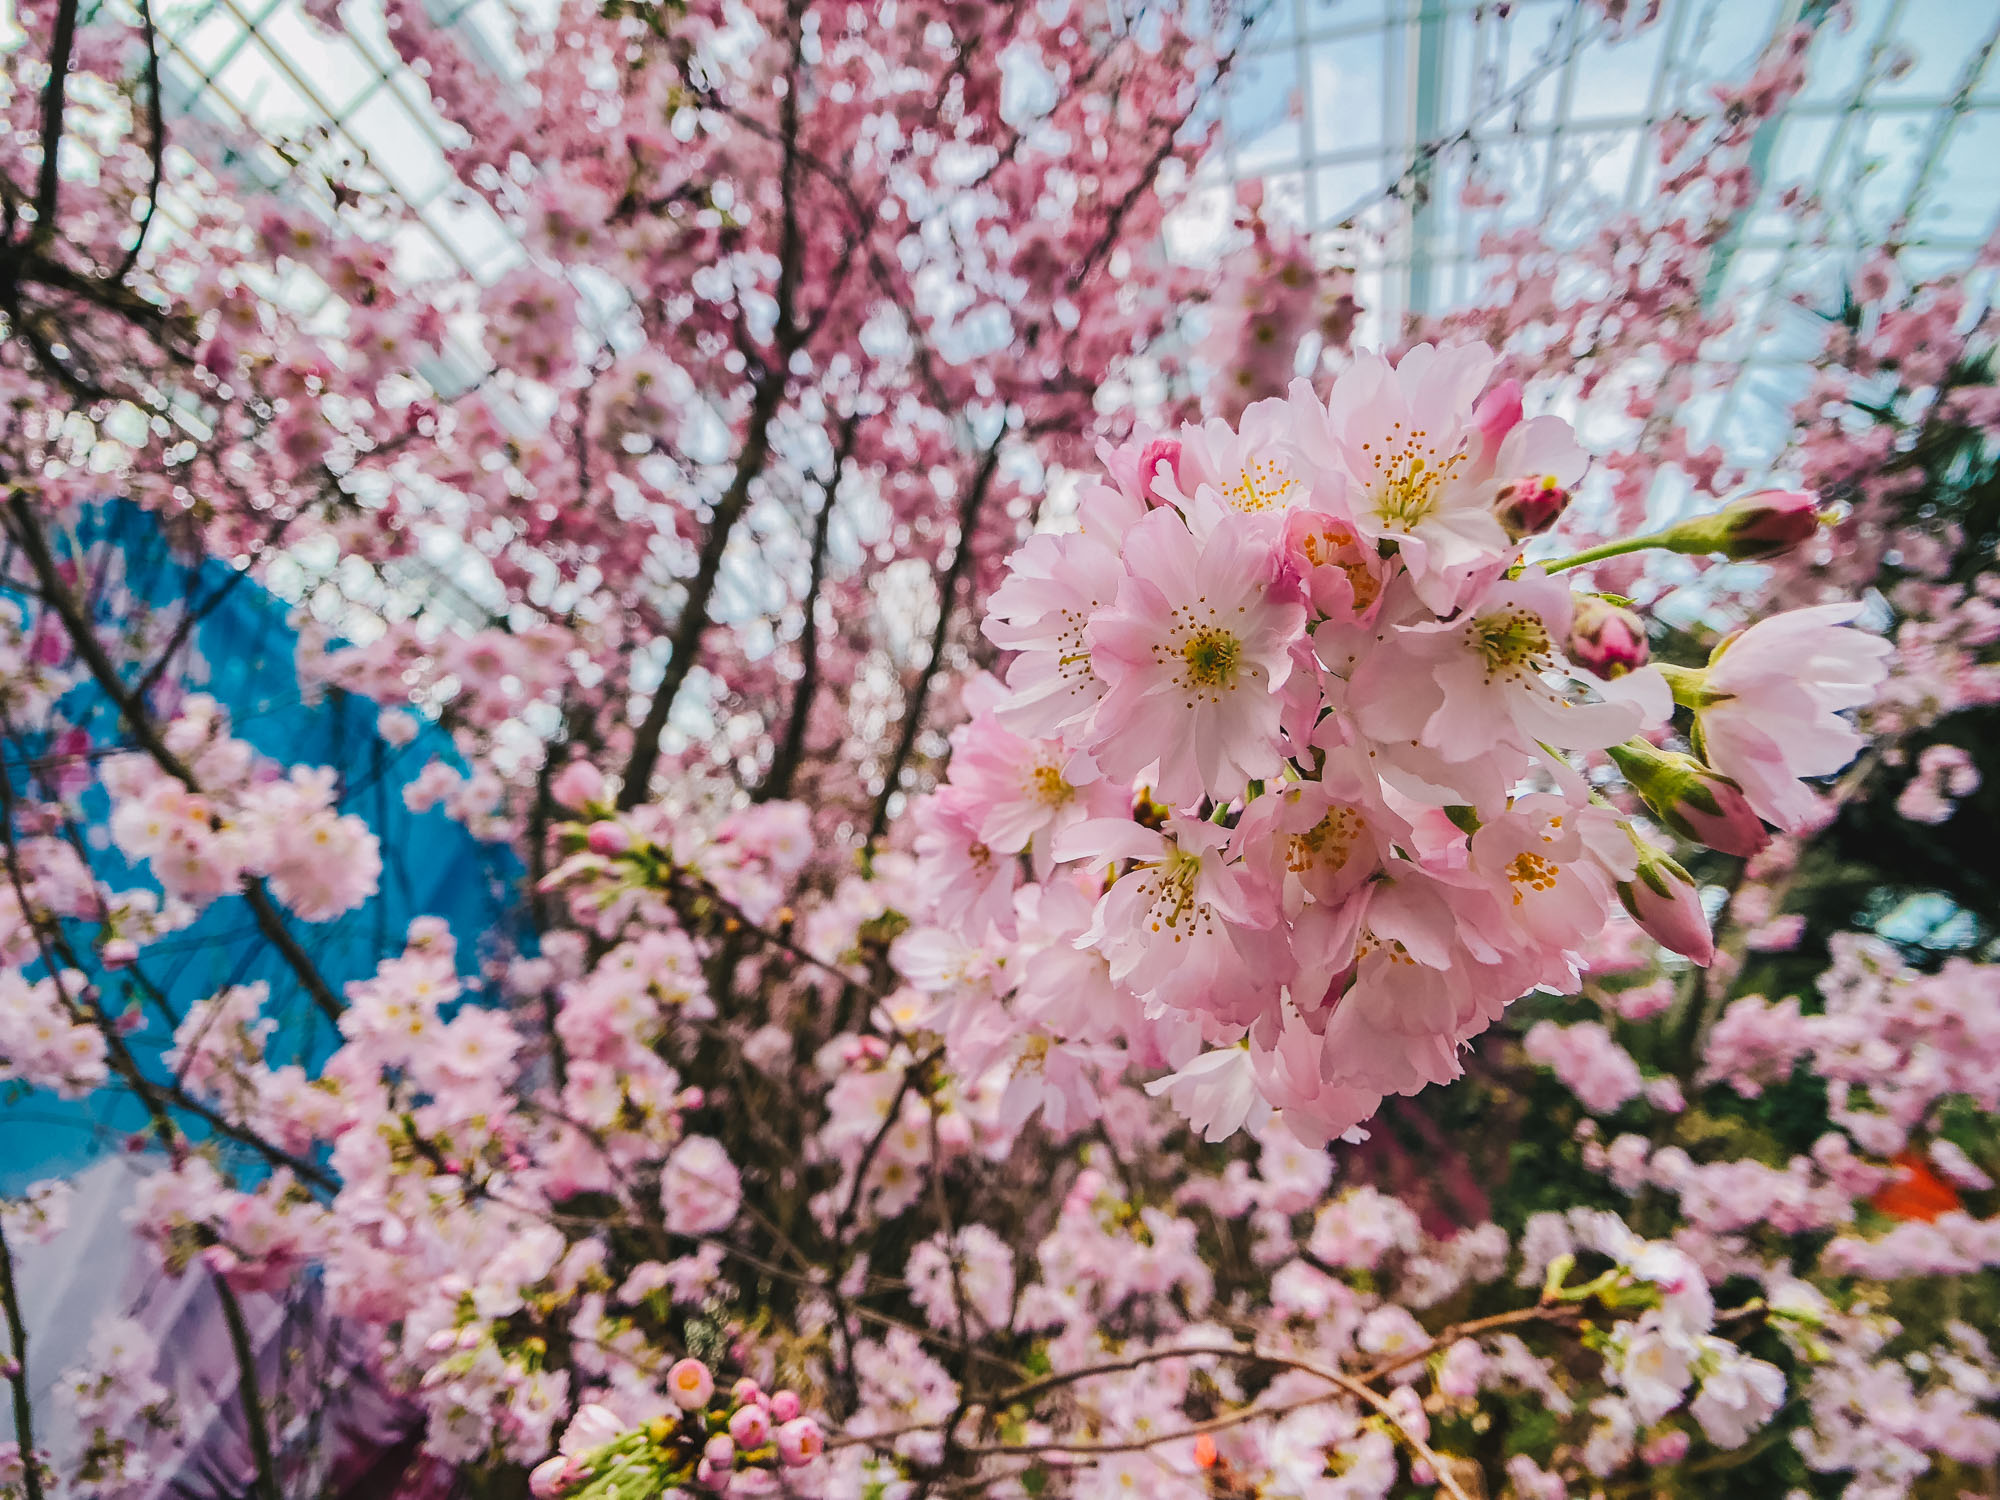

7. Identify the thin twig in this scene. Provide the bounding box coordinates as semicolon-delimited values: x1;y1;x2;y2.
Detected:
0;1222;46;1500
867;436;1005;844
213;1272;282;1500
111;0;166;284
32;0;81;239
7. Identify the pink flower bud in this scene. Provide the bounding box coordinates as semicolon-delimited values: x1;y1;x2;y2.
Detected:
1659;489;1823;561
667;1357;715;1411
775;1417;823;1468
586;820;631;856
101;937;139;968
728;1403;771;1450
1494;473;1571;538
1618;844;1714;966
1568;596;1649;679
1642;1429;1691;1465
1668;773;1771;859
768;1389;801;1423
1472;378;1523;461
1607;740;1770;859
704;1434;736;1470
1283;510;1385;622
1716;489;1821;560
550;760;605;811
1136;438;1183;503
730;1377;762;1406
529;1456;575;1499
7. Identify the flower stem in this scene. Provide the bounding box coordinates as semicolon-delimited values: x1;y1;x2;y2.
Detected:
0;1221;45;1500
1541;533;1672;574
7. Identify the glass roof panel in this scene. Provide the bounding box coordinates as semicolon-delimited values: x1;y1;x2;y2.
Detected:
128;0;2000;531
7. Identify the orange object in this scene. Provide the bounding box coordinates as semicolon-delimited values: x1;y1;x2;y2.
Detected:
1870;1150;1962;1223
1192;1434;1218;1469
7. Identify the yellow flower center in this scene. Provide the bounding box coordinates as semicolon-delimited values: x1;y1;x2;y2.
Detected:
1136;846;1212;941
1181;627;1241;689
1221;453;1300;512
1028;763;1073;807
1506;851;1561;903
1471;608;1553;679
1355;927;1417;968
1358;425;1469;531
1298;520;1382;611
1288;805;1364;875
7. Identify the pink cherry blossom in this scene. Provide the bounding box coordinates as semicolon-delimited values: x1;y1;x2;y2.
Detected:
1084;508;1306;806
1687;604;1893;829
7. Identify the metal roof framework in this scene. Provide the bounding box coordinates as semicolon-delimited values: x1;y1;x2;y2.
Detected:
111;0;2000;629
1195;0;2000;467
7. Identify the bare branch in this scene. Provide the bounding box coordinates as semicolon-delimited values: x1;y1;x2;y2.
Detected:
0;1222;46;1500
213;1272;282;1500
757;413;858;803
111;0;166;284
32;0;80;240
868;436;1005;844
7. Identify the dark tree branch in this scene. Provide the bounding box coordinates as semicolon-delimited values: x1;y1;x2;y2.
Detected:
0;747;338;1192
618;4;811;811
133;516;294;701
111;0;166;285
756;413;858;804
867;437;1005;844
213;1272;282;1500
0;1223;45;1500
32;0;81;241
617;370;787;811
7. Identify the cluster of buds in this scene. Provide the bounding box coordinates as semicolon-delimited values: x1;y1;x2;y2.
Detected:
530;1361;824;1498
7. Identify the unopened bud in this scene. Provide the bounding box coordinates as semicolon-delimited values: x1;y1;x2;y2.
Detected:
1658;489;1823;562
1495;473;1571;538
1606;738;1770;858
1569;596;1649;678
585;819;632;856
1616;832;1714;965
528;1457;572;1500
1131;788;1170;830
1136;438;1183;504
1472;379;1524;462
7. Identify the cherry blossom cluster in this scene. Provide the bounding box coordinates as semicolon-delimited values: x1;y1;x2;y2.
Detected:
897;339;1889;1146
0;970;106;1098
23;908;1998;1500
104;696;381;921
4;2;1999;1497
